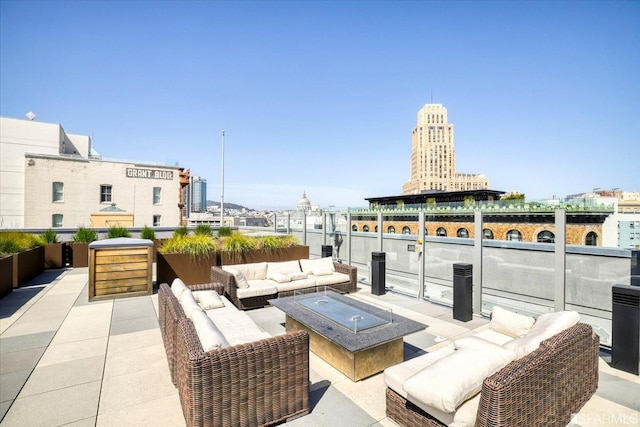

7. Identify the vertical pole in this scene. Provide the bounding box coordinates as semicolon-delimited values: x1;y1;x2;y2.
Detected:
220;131;225;228
302;211;307;245
347;210;352;265
554;209;566;311
377;211;383;252
322;211;327;245
418;210;425;300
286;212;291;235
473;210;483;315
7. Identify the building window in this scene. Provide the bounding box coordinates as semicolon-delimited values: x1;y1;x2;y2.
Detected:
483;229;494;239
52;214;63;227
507;229;522;241
402;226;411;234
153;187;162;205
352;225;358;232
363;225;369;232
388;226;395;234
436;227;447;237
537;230;555;243
457;228;469;238
52;182;64;202
585;231;598;246
374;225;378;232
153;215;161;226
100;185;112;203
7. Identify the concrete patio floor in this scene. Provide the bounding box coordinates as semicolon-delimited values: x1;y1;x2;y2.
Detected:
1;268;639;427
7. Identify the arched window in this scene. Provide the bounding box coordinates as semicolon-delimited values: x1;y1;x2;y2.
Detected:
457;228;469;238
506;229;522;241
387;226;395;234
363;225;369;232
537;230;555;243
402;226;411;234
374;225;378;232
351;224;358;232
483;229;494;239
436;227;447;237
585;231;598;246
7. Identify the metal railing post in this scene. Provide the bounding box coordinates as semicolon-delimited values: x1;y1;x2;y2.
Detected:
554;209;566;311
473;210;483;314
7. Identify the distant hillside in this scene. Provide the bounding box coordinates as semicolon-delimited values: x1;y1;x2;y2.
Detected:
206;200;254;211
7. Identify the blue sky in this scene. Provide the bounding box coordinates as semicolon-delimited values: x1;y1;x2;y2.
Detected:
1;1;638;210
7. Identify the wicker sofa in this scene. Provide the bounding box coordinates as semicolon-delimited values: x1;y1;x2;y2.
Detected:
211;257;357;310
384;309;599;427
158;280;310;426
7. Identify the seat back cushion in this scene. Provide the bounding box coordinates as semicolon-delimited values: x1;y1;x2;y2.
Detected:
267;260;302;276
180;289;203;319
300;257;335;275
403;346;514;414
190;310;229;351
490;306;535;338
221;266;250;288
225;262;268;281
171;278;188;299
193;290;225;309
453;336;517;365
530;310;580;336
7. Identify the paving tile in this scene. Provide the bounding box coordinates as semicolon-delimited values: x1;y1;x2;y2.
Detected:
106;328;162;354
333;372;388;421
0;331;56;354
96;393;183;427
0;347;45;375
109;315;158;336
103;343;167;378
597;371;640;411
569;395;640;427
19;355;105;397
112;297;156;321
14;307;69;323
0;319;63;339
98;366;177;415
0;399;12;423
1;380;101;427
61;416;97;426
37;337;107;367
0;369;31;402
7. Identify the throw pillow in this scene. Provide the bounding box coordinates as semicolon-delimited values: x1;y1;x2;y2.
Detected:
190;310;229;351
180;289;203;319
311;268;333;276
287;272;308;281
530;310;580;336
193;290;225;309
403;347;509;413
267;272;291;283
453;336;517;365
490;306;535;338
300;257;335;274
221;266;250;288
171;278;188;299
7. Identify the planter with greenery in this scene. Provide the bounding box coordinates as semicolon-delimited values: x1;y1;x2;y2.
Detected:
157;231;308;285
141;226;159;262
107;225;131;239
0;231;44;289
41;229;65;269
72;226;97;268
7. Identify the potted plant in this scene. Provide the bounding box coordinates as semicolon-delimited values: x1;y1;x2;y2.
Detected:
220;233;307;264
107;225;131;238
141;225;159;261
157;234;220;285
72;226;97;268
41;229;64;269
0;231;44;291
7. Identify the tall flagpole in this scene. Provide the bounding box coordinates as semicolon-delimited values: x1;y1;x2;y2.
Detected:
221;130;225;228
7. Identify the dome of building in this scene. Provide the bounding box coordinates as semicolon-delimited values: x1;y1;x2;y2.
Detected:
297;191;311;212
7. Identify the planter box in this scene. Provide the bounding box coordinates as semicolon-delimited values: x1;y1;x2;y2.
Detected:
157;245;310;286
72;243;90;268
12;246;44;288
44;243;65;269
221;246;310;265
157;252;219;286
88;238;154;301
0;255;13;299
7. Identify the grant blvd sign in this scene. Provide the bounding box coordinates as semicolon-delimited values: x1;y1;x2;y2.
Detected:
126;168;174;180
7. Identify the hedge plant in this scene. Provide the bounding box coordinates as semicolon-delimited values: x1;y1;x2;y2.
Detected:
141;226;156;240
40;229;59;244
0;231;41;257
73;226;98;243
107;225;131;239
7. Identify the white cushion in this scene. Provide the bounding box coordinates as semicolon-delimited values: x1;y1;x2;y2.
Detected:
171;278;188;299
300;257;335;274
403;347;512;413
490;306;535;338
530;310;580;335
274;277;317;293
193;290;225;309
228;262;268;280
312;268;333;276
221;266;250;288
287;272;308;281
267;260;301;275
451;393;481;427
472;328;513;346
502;328;553;359
310;272;350;287
267;272;291;283
236;280;277;298
180;289;203;319
453;336;516;365
384;347;456;398
208;310;271;346
190;310;228;351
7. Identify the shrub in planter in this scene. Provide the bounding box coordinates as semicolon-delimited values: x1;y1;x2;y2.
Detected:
157;235;220;285
73;226;98;243
72;226;97;267
0;231;43;288
217;226;233;237
194;224;213;237
40;229;64;269
141;225;155;240
107;225;131;239
174;226;189;237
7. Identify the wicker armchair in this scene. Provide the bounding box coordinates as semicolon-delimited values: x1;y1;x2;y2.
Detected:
386;322;599;427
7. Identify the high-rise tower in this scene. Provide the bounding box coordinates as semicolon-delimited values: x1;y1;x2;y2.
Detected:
403;104;489;194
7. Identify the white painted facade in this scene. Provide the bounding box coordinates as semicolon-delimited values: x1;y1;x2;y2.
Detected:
1;116;183;228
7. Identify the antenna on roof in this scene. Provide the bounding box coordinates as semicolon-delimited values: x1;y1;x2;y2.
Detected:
25;111;36;121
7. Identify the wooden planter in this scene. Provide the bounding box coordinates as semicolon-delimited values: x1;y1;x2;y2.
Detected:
12;247;44;288
44;243;65;269
157;252;219;286
0;255;13;299
157;245;310;286
71;243;90;267
88;238;153;301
